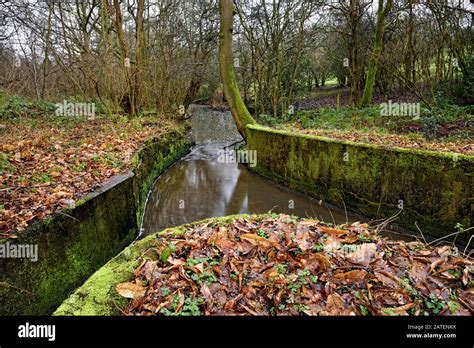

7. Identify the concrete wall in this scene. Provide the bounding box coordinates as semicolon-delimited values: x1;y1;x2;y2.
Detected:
246;124;473;243
54;215;247;316
0;129;190;315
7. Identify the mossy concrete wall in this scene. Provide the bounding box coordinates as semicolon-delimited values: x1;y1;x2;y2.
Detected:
246;125;473;243
0;129;191;315
54;215;250;316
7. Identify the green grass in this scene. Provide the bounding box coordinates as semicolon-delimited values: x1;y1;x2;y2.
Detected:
297;106;383;130
259;102;472;143
0;92;111;120
0;93;56;119
300;86;349;99
324;77;339;86
0;152;16;175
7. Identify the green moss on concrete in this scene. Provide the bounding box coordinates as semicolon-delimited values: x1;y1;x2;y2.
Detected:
53;234;154;316
54;215;256;316
247;125;473;161
246;124;473;243
0;128;191;315
132;131;191;229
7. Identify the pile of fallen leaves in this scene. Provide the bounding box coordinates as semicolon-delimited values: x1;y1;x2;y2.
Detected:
0;115;179;237
287;126;473;156
117;214;473;316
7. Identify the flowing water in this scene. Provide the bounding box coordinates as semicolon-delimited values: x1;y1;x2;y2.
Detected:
141;105;411;241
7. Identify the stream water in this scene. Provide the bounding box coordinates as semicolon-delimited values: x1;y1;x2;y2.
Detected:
141;105;409;240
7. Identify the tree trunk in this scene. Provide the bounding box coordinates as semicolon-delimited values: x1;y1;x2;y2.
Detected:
41;4;52;100
218;0;256;140
111;0;136;115
135;0;145;111
360;0;393;107
183;75;202;111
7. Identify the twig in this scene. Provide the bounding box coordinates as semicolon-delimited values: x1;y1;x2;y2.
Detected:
224;140;245;150
268;205;279;214
463;234;474;256
414;221;427;244
308;198;320;221
57;211;79;222
0;281;35;296
427;229;469;246
324;202;336;226
375;209;403;234
337;192;349;225
113;299;129;316
0;183;58;192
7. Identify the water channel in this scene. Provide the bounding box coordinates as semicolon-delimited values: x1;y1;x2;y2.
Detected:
142;105;411;242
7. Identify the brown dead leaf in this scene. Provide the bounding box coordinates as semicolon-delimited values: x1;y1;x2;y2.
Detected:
319;226;348;237
374;271;401;289
429;259;444;274
323;293;353;315
462;267;469;286
410;261;428;283
116;282;146;299
240;233;282;250
333;269;368;284
345;243;377;266
116;215;471;317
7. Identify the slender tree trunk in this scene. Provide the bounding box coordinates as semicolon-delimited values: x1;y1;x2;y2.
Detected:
183;74;203;111
111;0;136;115
135;0;145;111
41;4;52;99
405;1;416;84
218;0;256;140
346;0;365;105
360;0;393;107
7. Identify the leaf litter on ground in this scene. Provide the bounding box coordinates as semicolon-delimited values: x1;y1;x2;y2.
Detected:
0;115;181;237
117;214;473;316
286;125;473;156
